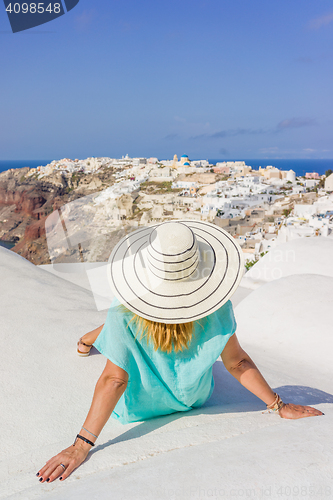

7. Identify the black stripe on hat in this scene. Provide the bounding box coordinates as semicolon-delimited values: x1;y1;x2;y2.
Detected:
147;253;199;274
146;245;198;265
146;257;200;282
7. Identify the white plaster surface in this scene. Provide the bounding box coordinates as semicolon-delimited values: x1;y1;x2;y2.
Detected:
242;236;333;289
38;262;113;311
37;262;107;292
1;244;332;500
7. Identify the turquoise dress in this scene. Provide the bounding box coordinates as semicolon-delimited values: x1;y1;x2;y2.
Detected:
92;297;237;424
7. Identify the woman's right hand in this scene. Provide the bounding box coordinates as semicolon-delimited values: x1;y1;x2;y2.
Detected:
278;403;324;419
36;441;91;483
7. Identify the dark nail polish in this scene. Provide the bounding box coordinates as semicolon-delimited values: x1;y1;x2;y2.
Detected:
46;478;50;482
59;477;63;480
36;472;39;476
39;477;43;482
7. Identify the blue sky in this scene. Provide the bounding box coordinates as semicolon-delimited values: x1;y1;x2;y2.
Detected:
1;0;333;160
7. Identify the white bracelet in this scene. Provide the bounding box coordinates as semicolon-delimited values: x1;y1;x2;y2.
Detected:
82;427;98;439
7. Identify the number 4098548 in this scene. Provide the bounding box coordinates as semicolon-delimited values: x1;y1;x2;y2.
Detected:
5;3;61;14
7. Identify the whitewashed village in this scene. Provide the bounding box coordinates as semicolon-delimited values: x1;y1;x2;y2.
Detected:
27;154;333;269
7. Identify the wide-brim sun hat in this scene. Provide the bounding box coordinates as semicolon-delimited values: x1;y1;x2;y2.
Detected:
107;220;245;324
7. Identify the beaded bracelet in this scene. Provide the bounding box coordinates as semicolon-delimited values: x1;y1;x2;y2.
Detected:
266;393;285;412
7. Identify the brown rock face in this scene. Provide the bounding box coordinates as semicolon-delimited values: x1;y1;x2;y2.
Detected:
0;169;48;218
24;217;47;241
12;215;51;265
0;165;116;265
16;188;46;216
0;168;63;263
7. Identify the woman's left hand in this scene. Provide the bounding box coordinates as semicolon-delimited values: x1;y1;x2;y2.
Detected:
278;403;324;419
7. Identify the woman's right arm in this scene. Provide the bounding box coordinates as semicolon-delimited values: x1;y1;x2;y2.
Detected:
37;360;128;483
221;333;276;405
221;333;323;419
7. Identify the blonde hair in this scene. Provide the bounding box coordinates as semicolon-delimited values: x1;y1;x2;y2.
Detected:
118;304;194;353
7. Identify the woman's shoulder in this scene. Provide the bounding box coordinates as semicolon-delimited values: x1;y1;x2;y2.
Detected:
213;299;235;320
196;299;236;336
200;299;234;320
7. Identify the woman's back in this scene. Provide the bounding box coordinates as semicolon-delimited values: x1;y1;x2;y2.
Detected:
93;297;237;424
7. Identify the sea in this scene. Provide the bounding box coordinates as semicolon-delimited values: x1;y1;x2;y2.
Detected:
0;158;332;178
0;240;15;249
0;160;53;174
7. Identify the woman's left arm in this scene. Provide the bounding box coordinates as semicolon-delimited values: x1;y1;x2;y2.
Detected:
221;333;324;419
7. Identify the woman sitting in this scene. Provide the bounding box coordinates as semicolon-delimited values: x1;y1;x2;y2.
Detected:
36;221;323;483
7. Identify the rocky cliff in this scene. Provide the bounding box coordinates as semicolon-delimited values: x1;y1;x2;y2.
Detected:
0;165;116;264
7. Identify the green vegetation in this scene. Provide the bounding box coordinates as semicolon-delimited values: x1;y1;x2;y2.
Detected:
245;258;258;271
216;174;229;182
325;169;332;177
245;251;268;272
128;206;150;220
20;175;26;183
140;181;180;193
283;208;292;217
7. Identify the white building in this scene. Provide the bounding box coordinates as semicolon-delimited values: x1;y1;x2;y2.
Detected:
325;173;333;191
149;167;175;179
192;160;210;168
292;185;307;195
305;179;319;189
293;204;317;218
286;170;296;183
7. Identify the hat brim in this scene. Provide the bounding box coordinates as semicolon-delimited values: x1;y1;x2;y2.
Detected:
107;220;245;323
